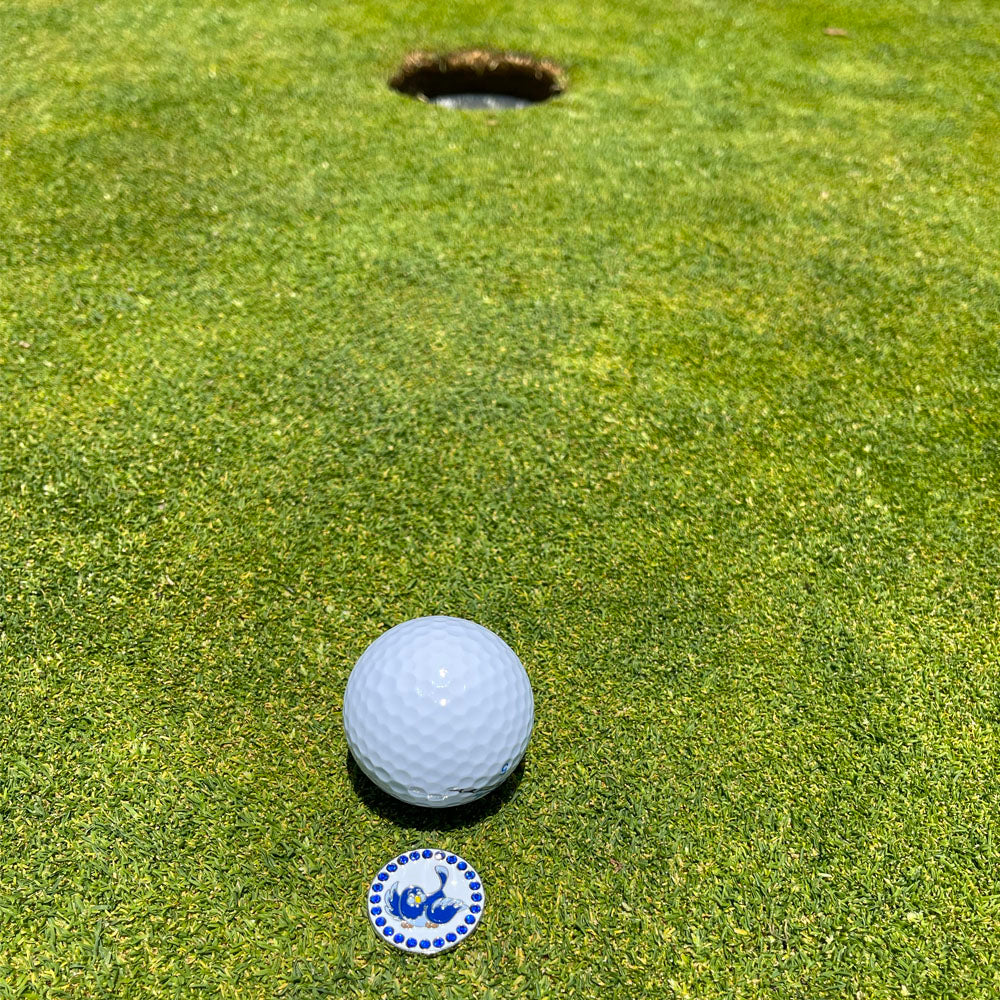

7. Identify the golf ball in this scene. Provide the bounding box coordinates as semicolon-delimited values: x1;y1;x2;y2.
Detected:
343;616;533;808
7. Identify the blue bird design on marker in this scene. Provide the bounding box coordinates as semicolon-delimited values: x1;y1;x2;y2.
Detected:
385;865;466;928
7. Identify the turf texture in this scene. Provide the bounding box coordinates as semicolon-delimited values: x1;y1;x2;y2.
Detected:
2;1;999;997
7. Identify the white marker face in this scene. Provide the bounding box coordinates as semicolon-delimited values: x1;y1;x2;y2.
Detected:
367;849;485;955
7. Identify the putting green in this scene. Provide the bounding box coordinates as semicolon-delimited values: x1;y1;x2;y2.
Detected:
2;1;998;997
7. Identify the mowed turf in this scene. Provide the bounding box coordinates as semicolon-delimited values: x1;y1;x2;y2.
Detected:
2;0;999;996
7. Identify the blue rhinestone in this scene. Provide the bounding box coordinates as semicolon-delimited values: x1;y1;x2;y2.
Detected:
419;940;430;949
409;852;420;860
464;871;475;880
398;855;408;864
469;882;481;890
471;893;482;901
433;938;444;947
465;915;476;924
422;850;432;858
377;872;388;881
369;895;381;903
371;884;380;893
446;932;457;942
387;863;397;872
370;906;382;915
470;905;481;913
394;933;404;943
375;917;386;927
406;938;417;948
457;861;467;870
383;927;393;937
457;926;467;935
446;855;457;864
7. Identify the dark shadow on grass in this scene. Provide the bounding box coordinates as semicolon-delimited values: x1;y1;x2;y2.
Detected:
347;750;526;831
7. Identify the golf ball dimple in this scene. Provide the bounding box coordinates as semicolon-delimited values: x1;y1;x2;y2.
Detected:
343;616;533;808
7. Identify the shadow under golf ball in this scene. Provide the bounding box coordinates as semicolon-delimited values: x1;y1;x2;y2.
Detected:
346;751;527;831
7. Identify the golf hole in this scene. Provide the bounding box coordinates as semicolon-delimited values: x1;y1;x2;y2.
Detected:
389;50;566;110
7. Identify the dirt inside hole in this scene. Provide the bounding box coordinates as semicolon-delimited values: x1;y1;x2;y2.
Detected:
389;50;566;106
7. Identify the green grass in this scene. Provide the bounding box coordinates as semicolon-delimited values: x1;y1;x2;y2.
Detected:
2;0;999;996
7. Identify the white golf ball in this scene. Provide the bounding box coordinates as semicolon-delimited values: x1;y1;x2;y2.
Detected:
343;616;533;808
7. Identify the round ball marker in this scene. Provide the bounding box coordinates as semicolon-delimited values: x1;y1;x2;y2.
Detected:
366;849;485;955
